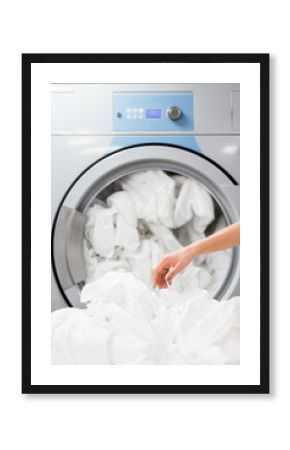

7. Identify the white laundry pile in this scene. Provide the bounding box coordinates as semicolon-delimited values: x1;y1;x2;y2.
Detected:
51;170;239;365
83;170;231;295
52;272;240;364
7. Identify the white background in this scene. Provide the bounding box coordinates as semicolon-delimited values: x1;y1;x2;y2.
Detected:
31;62;260;386
0;1;287;449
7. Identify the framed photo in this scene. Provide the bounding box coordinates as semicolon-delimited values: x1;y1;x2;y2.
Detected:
22;53;269;394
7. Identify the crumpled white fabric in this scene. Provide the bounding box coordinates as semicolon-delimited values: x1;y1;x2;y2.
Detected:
121;170;176;227
173;175;215;230
107;191;140;252
84;204;116;258
107;191;138;228
83;170;231;297
52;272;240;365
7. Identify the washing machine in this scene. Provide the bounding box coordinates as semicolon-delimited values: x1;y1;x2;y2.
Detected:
51;84;240;311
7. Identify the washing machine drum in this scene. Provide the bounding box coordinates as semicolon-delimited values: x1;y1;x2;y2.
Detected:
52;145;240;307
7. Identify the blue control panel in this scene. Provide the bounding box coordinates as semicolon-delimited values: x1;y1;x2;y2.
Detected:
113;92;194;132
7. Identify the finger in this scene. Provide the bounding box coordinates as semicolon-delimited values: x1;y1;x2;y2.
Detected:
161;278;168;289
152;268;161;288
160;271;170;289
155;270;169;289
167;262;182;282
152;259;170;287
152;268;166;289
152;270;164;288
152;261;165;283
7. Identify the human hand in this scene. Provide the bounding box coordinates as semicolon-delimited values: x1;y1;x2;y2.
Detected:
152;248;193;289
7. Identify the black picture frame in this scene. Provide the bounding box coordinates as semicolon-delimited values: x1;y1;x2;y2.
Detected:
22;53;269;394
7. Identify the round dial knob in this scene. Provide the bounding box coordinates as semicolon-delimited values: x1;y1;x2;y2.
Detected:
167;106;182;121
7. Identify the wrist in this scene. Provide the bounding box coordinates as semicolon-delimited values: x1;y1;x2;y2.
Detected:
184;243;198;259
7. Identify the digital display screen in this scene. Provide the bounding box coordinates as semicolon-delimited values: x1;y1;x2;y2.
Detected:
145;108;161;119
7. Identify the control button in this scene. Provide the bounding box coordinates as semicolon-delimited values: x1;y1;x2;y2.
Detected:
133;108;138;113
139;108;144;113
126;108;131;113
126;114;131;119
132;115;137;119
167;106;182;121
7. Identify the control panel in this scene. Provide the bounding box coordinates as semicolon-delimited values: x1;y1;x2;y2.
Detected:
113;92;194;132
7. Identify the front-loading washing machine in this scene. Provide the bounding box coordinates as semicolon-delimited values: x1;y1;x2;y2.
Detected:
51;84;240;311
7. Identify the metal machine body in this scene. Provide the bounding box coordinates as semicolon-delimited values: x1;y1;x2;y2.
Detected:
51;84;240;311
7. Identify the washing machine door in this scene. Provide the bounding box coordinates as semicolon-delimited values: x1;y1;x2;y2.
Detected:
52;145;239;308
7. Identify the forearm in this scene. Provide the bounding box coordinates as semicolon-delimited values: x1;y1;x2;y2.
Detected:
185;222;240;258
